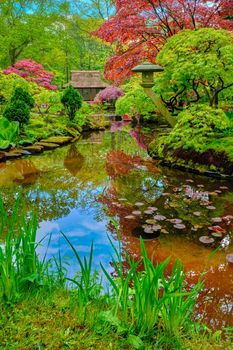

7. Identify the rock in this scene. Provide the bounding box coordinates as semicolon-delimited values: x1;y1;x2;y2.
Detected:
23;145;44;153
4;151;23;159
0;152;6;161
40;136;73;145
35;142;60;150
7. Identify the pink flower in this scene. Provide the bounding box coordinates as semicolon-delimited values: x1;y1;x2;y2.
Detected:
3;59;57;90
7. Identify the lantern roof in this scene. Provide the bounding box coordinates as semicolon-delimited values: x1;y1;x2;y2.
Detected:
132;62;164;73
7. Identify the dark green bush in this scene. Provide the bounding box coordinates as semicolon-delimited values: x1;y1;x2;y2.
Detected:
61;86;82;121
3;100;30;125
11;87;35;109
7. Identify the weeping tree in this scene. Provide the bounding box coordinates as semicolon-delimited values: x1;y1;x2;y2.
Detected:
155;28;233;112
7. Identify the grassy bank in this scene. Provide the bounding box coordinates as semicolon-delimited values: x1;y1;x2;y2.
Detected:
0;200;232;350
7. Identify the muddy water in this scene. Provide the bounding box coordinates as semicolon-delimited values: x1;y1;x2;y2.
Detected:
0;123;233;330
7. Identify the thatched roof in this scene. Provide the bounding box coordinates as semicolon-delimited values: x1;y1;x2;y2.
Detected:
63;71;109;89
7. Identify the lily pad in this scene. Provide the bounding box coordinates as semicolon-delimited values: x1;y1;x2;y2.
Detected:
226;254;233;264
223;215;233;222
208;226;226;233
168;218;183;224
199;236;215;244
135;202;144;206
174;223;186;229
211;217;222;223
154;215;166;221
132;211;142;215
146;219;157;224
193;211;201;217
211;232;223;238
144;210;155;215
144;227;154;234
147;207;158;211
152;224;161;231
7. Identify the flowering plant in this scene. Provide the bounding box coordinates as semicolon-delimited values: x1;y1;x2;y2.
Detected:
94;86;124;104
3;59;57;90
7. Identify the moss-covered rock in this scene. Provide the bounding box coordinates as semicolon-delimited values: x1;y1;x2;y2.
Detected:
149;105;233;176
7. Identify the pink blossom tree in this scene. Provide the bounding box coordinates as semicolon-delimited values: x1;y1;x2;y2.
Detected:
94;85;124;105
3;59;57;90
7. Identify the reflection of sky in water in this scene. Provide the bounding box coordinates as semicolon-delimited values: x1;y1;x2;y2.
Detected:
36;207;118;278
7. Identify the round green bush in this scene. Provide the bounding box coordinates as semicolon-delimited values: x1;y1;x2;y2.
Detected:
61;86;82;121
115;86;155;118
11;87;35;109
155;105;230;155
3;100;30;125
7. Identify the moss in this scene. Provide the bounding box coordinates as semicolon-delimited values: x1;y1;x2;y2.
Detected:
149;105;233;176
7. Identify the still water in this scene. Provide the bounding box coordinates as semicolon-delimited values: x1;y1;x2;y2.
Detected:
0;123;233;330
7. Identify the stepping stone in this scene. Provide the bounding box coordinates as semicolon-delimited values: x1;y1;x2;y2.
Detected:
36;142;60;150
40;136;73;145
23;145;44;153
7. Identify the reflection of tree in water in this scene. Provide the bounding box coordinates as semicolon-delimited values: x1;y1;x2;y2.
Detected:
64;144;84;176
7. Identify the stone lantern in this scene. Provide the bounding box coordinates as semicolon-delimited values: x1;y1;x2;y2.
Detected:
132;62;164;88
131;61;176;127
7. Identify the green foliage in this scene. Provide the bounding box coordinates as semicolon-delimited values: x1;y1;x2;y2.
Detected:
10;87;35;109
0;117;19;149
0;72;30;103
156;28;233;110
100;236;202;338
115;83;155;118
3;100;30;125
74;102;89;127
155;105;230;155
34;89;63;114
0;198;56;303
61;86;82;121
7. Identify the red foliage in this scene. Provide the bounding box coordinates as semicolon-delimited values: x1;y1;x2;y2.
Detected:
3;59;57;90
94;0;233;83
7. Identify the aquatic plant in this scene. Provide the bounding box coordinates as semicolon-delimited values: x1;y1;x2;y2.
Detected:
0;198;61;303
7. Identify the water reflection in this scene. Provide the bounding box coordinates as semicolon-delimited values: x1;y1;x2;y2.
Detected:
0;126;233;330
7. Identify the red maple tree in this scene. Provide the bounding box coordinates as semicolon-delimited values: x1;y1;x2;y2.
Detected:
94;0;233;83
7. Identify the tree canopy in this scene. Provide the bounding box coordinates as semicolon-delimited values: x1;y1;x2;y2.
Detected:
155;28;233;111
94;0;233;83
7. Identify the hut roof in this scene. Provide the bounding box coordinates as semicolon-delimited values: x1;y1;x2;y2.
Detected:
63;71;109;89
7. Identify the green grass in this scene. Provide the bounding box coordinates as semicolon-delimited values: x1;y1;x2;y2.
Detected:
0;199;232;349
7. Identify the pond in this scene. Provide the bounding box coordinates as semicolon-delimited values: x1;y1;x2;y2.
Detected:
0;122;233;330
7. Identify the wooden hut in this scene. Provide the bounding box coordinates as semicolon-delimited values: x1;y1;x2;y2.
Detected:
63;71;109;101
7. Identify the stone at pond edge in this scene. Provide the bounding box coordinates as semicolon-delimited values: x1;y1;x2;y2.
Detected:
23;145;44;153
35;142;60;150
40;136;73;145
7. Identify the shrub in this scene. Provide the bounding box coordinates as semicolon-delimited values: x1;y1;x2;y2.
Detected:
61;86;82;121
34;89;63;114
115;85;155;118
3;59;57;90
3;100;30;125
11;87;35;109
0;71;30;103
94;86;124;105
0;117;19;149
154;105;230;156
